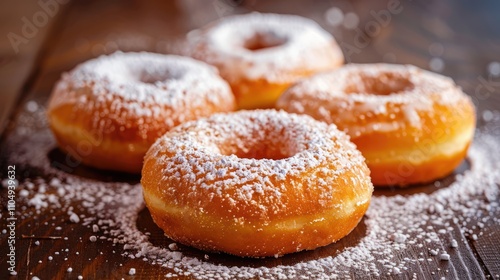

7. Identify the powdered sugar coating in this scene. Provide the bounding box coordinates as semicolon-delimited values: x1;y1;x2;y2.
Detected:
4;101;500;279
277;63;470;135
48;51;235;140
188;13;344;83
144;109;371;221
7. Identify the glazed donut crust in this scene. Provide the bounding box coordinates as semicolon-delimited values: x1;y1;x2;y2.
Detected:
49;104;150;173
353;101;475;185
47;52;235;173
48;88;233;173
194;42;343;110
277;64;476;186
143;164;370;257
188;13;344;109
142;110;373;257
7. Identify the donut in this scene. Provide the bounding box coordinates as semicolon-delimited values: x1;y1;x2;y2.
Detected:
142;110;373;257
47;52;235;173
187;13;344;109
276;64;476;186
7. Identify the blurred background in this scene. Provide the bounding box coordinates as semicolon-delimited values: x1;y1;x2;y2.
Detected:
0;1;499;279
1;0;500;135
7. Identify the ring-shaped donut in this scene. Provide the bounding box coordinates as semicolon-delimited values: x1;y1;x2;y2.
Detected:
277;63;476;186
142;110;373;257
188;13;344;109
47;52;235;173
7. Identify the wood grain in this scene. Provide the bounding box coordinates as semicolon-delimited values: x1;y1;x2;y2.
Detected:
1;0;499;279
0;0;67;135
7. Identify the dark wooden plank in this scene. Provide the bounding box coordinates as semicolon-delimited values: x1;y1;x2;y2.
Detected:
469;220;500;278
0;0;68;135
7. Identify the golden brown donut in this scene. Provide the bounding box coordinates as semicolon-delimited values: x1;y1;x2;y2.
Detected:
277;63;476;186
47;52;235;173
187;13;344;109
142;110;373;257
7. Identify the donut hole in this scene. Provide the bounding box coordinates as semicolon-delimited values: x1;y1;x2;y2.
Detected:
344;72;414;95
139;74;169;84
219;127;299;160
243;31;288;51
137;68;186;84
230;142;292;160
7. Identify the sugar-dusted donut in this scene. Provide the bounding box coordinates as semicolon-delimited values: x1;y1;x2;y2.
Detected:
277;63;476;186
187;13;344;109
142;110;373;257
47;52;235;173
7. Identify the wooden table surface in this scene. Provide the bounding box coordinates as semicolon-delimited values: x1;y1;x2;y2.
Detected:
1;0;499;279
